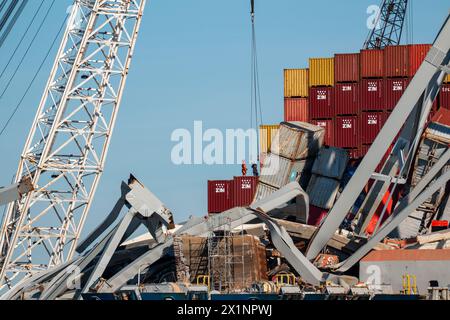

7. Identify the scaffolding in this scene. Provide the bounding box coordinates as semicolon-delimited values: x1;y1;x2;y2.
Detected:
207;216;250;293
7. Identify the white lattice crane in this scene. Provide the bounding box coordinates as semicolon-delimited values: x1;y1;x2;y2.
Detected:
0;0;146;291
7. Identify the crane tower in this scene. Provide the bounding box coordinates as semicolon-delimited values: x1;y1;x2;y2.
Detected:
0;0;146;291
364;0;409;49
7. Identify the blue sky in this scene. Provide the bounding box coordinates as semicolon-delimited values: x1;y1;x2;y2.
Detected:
0;0;448;237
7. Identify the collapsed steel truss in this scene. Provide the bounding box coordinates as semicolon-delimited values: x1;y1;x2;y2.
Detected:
0;0;146;291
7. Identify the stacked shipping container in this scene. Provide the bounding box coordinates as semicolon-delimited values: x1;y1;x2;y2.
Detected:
282;43;447;161
210;43;450;216
334;53;361;157
284;69;309;122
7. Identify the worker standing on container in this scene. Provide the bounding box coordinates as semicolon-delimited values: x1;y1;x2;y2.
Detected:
252;163;259;177
242;160;248;176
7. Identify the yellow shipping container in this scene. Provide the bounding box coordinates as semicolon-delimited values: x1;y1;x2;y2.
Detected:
284;69;309;98
309;58;334;87
259;124;279;154
445;73;450;83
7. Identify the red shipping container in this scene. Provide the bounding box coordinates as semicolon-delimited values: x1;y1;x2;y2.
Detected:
284;98;309;122
409;44;431;77
360;49;384;78
440;84;450;110
307;205;329;226
208;180;233;214
385;78;410;111
232;176;258;207
335;53;360;83
309;87;334;119
360;79;384;111
335;83;360;115
335;116;359;148
360;111;385;144
384;45;409;78
311;119;334;146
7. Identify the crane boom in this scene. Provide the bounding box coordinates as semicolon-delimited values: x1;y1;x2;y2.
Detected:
364;0;409;49
0;0;146;291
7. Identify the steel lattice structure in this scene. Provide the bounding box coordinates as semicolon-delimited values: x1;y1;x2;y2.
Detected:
0;0;146;291
364;0;408;49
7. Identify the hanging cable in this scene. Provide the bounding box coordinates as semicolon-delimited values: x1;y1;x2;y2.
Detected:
0;0;28;48
0;0;56;101
250;0;264;163
0;0;18;34
0;2;65;137
0;0;41;81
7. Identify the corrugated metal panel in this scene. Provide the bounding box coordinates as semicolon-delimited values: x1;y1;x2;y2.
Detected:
334;53;360;83
232;176;258;207
335;83;359;115
253;182;278;202
440;84;450;110
284;98;309;122
284;69;309;97
360;79;384;111
361;111;385;144
311;146;349;180
259;124;279;154
271;121;324;160
306;175;340;210
335;115;359;148
409;44;431;77
309;58;334;87
360;49;384;78
362;249;450;261
309;86;334;119
385;78;410;111
384;45;409;78
395;210;429;239
310;119;334;146
259;153;314;189
208;180;233;213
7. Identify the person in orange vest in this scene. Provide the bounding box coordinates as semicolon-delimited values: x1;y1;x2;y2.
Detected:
241;160;247;176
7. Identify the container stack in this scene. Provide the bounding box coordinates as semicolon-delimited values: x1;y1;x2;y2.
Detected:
283;69;309;122
334;53;360;158
254;121;324;202
283;43;448;160
306;146;349;226
359;48;386;158
309;58;335;147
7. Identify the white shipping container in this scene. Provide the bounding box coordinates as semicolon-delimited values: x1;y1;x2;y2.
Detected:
259;153;314;189
271;122;324;160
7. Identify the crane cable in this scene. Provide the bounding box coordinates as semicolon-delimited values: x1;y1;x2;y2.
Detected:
0;0;28;48
0;0;64;137
0;0;55;101
0;0;44;81
250;0;264;162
